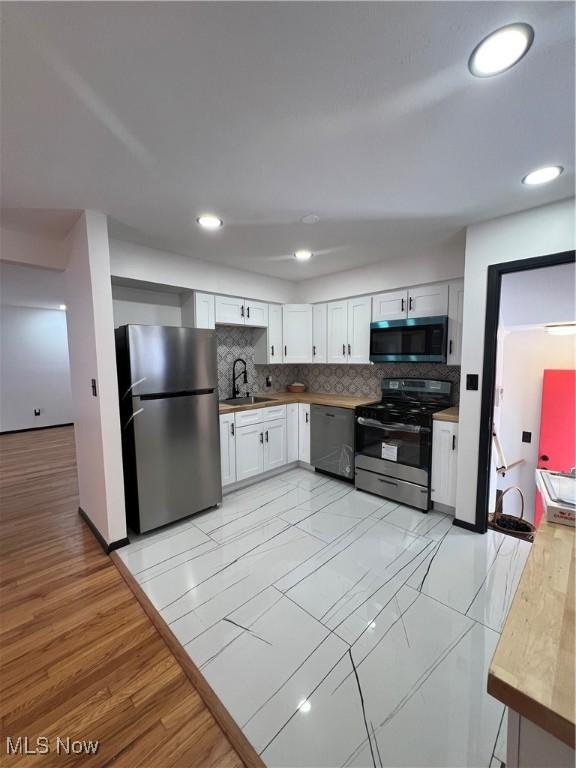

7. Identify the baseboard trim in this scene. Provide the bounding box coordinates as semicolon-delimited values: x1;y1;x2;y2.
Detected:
111;552;265;768
0;422;73;435
222;461;300;495
78;507;129;554
453;517;484;533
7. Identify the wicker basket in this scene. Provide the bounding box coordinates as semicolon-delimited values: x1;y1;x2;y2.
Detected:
287;383;306;393
489;486;536;541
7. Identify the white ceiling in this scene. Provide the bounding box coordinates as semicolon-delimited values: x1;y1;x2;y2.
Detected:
1;2;574;280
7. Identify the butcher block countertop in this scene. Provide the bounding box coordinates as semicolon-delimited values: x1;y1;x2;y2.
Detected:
432;406;459;423
488;520;575;748
219;393;461;419
218;391;377;415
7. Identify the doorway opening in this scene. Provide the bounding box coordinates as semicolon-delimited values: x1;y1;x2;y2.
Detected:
476;250;576;534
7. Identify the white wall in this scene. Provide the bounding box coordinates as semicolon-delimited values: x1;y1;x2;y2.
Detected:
111;284;182;327
0;224;68;270
109;238;297;305
456;198;576;526
499;262;575;328
295;237;465;303
65;212;126;545
0;305;73;431
493;329;575;523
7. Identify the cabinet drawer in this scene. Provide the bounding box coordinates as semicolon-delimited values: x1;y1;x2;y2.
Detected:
259;404;286;422
234;404;286;427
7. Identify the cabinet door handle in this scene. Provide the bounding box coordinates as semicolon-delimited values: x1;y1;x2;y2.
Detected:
241;305;245;318
452;435;456;450
348;343;351;355
284;345;287;356
401;298;405;312
246;306;250;318
271;344;274;356
449;340;453;355
265;430;269;442
409;296;413;311
305;412;309;423
342;343;346;356
260;432;264;444
313;345;316;356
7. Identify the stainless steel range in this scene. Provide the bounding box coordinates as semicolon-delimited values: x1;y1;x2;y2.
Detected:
354;378;452;511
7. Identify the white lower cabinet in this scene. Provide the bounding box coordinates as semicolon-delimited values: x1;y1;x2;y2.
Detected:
431;420;458;509
229;405;288;485
235;423;265;481
263;418;286;471
219;413;236;486
298;403;311;463
286;403;299;463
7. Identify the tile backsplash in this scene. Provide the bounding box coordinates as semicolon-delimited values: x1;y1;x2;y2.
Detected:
216;326;293;399
216;326;460;404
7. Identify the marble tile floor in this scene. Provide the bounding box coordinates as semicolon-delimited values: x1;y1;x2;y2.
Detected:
118;468;531;768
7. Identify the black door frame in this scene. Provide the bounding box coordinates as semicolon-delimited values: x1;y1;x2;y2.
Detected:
474;248;576;533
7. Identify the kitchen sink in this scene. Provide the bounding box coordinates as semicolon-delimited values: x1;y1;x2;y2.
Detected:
220;396;275;405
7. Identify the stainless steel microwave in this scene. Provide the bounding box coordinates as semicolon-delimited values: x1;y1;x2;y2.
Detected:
369;316;448;363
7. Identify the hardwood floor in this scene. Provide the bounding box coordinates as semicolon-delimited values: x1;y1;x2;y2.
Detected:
0;426;244;767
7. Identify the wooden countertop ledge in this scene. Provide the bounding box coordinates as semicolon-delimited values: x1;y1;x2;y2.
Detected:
488;520;575;748
219;392;460;419
218;392;377;414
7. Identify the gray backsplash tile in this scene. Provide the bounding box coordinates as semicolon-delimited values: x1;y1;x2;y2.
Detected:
216;326;460;404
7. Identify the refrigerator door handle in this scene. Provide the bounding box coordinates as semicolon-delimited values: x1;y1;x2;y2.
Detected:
139;388;215;400
123;408;144;430
122;377;148;399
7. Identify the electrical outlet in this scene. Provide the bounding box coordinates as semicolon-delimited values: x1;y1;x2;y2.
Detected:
265;376;272;388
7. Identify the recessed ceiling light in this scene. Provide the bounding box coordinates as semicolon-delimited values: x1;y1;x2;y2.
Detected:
522;165;563;186
59;304;67;311
301;214;320;224
469;23;534;77
196;214;223;230
545;322;576;336
294;250;312;261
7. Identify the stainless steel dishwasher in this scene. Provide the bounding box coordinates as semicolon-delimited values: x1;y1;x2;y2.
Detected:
310;405;355;480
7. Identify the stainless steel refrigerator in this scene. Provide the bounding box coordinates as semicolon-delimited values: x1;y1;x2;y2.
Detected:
115;325;222;533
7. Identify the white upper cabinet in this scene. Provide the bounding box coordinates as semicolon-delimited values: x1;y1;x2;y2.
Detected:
268;304;283;363
194;292;216;329
447;280;464;366
347;296;371;364
215;295;245;325
327;301;348;363
372;290;408;322
215;295;268;327
327;298;371;364
312;304;327;364
245;300;268;328
283;305;313;363
407;283;449;318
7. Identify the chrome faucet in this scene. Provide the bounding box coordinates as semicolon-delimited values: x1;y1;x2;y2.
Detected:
232;358;248;399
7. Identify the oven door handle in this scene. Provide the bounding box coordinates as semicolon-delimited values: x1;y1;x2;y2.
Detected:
356;417;429;434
